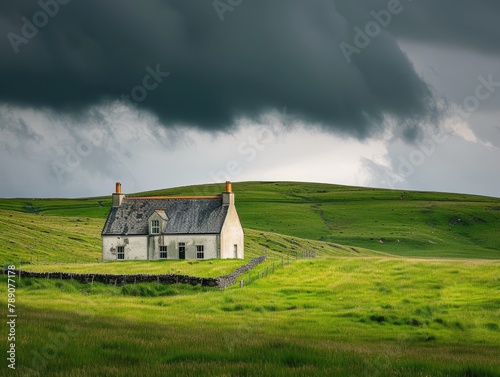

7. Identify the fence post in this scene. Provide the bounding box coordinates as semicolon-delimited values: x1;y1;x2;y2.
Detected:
240;280;244;288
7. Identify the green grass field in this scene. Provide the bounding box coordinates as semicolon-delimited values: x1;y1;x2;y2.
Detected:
3;257;499;376
0;181;499;376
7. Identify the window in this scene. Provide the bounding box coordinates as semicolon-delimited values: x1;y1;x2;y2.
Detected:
150;220;160;234
196;245;204;259
117;246;125;260
159;246;167;259
234;244;238;258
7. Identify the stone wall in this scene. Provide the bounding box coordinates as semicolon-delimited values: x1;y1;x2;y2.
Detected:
9;256;267;289
10;270;219;287
215;255;267;289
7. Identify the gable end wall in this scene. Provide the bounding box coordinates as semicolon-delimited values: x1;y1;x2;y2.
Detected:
220;204;244;259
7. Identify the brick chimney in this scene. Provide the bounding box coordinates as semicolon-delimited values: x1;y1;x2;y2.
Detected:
112;182;125;207
222;181;234;206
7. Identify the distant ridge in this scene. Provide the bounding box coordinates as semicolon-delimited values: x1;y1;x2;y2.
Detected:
0;181;499;262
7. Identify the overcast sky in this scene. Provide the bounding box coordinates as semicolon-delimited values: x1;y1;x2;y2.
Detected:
1;0;499;198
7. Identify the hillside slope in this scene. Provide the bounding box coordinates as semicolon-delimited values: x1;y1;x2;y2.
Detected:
134;181;500;259
0;181;499;261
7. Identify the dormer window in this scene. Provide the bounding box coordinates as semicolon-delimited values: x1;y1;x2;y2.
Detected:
150;220;160;235
148;210;167;235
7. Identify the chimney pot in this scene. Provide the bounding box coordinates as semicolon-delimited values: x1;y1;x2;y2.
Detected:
225;181;232;193
113;183;125;207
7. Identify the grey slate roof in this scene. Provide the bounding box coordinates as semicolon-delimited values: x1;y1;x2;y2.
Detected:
102;197;228;236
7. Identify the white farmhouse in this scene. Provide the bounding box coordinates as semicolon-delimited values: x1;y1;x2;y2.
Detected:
101;182;244;261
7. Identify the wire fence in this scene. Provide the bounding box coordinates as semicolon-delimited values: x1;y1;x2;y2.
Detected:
239;250;316;288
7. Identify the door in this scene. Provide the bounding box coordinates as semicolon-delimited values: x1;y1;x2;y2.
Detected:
178;242;186;260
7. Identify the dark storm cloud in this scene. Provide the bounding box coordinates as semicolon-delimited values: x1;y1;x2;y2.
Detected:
334;0;500;56
1;0;494;139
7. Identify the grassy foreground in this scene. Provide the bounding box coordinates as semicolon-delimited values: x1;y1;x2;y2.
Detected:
2;257;499;376
0;181;499;375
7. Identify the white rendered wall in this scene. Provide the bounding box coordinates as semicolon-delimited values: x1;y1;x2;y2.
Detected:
102;236;147;261
148;234;218;260
220;203;244;259
102;234;219;260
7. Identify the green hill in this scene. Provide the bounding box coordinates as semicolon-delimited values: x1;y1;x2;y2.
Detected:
1;181;499;376
0;181;499;264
